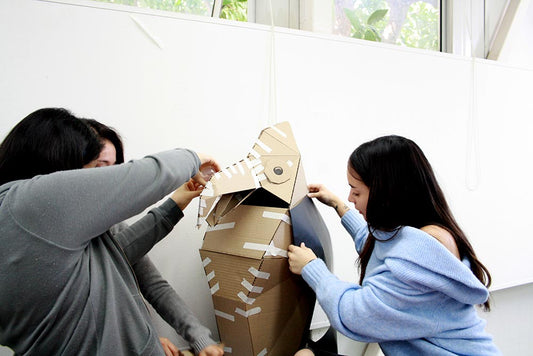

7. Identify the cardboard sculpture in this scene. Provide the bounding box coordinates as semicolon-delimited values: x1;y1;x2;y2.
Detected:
197;122;329;356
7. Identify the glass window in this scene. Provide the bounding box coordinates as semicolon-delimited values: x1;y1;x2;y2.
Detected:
334;0;441;51
92;0;216;16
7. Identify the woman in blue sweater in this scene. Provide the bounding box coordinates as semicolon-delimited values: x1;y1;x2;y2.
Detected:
288;135;500;355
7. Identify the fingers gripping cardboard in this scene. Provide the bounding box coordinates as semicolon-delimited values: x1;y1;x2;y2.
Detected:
198;122;327;355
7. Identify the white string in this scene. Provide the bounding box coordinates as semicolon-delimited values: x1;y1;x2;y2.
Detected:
465;0;481;191
267;0;278;126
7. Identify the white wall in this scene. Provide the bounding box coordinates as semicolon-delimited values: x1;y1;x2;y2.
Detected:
1;0;532;354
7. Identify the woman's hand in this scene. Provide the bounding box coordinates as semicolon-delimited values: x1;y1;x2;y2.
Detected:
198;344;225;356
193;153;221;186
288;243;317;275
307;184;349;217
170;179;204;211
159;337;183;356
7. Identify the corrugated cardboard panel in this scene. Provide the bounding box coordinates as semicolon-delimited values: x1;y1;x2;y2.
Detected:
254;127;299;157
290;160;309;208
201;205;289;259
212;296;254;355
211;162;257;198
262;122;300;154
260;155;301;205
199;250;263;303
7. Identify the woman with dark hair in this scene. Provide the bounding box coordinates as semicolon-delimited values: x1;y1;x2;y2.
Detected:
83;119;224;356
288;135;500;355
0;108;220;356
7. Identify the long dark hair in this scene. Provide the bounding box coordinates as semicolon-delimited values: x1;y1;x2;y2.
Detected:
351;135;492;310
82;119;125;164
0;108;102;185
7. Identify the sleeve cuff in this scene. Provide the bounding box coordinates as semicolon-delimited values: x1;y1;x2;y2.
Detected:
190;334;218;355
302;258;334;292
158;198;184;226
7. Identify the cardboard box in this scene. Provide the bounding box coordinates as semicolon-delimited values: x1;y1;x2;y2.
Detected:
198;122;328;355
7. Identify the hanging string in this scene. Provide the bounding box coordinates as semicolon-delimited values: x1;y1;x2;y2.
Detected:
267;0;278;126
465;0;481;191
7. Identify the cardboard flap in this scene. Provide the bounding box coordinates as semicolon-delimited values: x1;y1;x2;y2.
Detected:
201;205;291;259
260;121;300;154
260;155;301;205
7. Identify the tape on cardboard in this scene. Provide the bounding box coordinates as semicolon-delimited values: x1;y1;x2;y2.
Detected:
222;168;232;178
248;267;270;279
206;270;215;282
257;348;268;356
237;162;245;174
270;125;287;138
253;165;265;174
252;171;260;188
202;181;214;197
242;242;288;258
235;307;262;318
287;160;294;167
230;165;237;174
206;222;235;231
249;148;261;159
244;158;253;168
202;257;212;267
255;139;273;153
210;282;220;295
214;309;235;322
237;291;256;305
250;159;262;167
214;172;221;180
200;200;207;208
262;211;291;225
241;278;264;293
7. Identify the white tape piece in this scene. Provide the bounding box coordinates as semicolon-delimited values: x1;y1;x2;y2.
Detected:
249;149;261;159
252;171;260;188
250;159;262;167
249;267;270;279
244;158;253;168
257;348;268;356
241;278;264;293
235;307;262;318
253;165;265;174
270;125;287;138
210;282;220;295
202;181;214;197
222;168;232;178
206;222;236;232
230;165;237;174
262;211;292;225
202;257;212;267
196;216;206;227
257;173;267;181
200;199;207;208
224;347;232;353
198;207;204;216
214;172;222;180
237;291;256;305
287;160;294;167
255;139;273;153
206;270;215;282
237;162;245;174
215;309;235;322
243;242;288;258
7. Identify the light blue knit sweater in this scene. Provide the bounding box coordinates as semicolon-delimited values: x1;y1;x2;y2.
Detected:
302;209;501;355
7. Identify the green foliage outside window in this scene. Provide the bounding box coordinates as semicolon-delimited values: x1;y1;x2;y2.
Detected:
93;0;214;16
220;0;247;22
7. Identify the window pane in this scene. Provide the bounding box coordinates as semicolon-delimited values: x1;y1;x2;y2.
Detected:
220;0;248;22
334;0;440;51
92;0;215;16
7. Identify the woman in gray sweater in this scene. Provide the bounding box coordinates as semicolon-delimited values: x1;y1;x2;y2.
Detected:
0;108;218;356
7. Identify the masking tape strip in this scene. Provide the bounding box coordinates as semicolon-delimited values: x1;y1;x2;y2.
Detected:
249;267;270;279
243;242;288;258
235;307;262;318
230;165;237;174
249;149;261;159
257;348;268;356
224;347;232;353
253;165;265;174
214;172;221;180
215;309;235;322
196;216;206;226
244;158;253;168
200;199;207;208
255;139;273;153
237;162;245;174
202;181;214;197
210;282;220;295
222;168;232;178
206;222;235;232
257;173;267;181
199;207;204;216
252;171;260;188
287;160;293;167
262;211;291;225
206;270;215;282
237;291;256;305
270;125;287;138
241;278;264;293
202;257;212;267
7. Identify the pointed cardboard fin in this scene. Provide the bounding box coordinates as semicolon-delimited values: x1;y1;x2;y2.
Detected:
262;122;300;154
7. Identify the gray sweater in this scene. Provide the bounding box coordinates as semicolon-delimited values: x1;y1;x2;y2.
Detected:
110;203;216;354
0;149;199;355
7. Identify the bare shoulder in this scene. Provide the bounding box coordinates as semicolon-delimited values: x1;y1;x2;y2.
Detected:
420;225;460;259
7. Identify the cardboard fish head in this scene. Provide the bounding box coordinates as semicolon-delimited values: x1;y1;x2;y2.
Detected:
198;122;329;355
